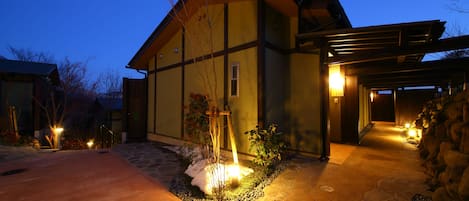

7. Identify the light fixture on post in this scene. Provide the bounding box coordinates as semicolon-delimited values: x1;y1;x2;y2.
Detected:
329;64;344;97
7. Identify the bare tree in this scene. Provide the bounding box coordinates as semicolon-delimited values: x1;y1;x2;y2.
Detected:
7;47;99;148
447;0;469;13
96;68;123;96
7;46;54;63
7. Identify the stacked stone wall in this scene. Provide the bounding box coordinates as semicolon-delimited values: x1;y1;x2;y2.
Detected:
416;91;469;201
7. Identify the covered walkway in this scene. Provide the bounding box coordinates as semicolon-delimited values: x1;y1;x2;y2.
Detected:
260;121;430;201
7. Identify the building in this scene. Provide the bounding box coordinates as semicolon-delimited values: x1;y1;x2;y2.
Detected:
126;0;469;159
0;59;60;136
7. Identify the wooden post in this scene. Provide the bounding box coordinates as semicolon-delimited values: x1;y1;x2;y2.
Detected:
206;108;239;165
8;106;19;138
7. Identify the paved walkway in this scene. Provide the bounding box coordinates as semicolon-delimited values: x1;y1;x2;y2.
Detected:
259;121;431;201
0;122;430;201
0;149;179;201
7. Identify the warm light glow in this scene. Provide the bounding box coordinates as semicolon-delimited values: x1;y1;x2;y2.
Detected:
329;64;344;97
404;123;411;129
226;164;241;181
370;92;374;102
87;140;94;149
54;127;64;134
408;129;417;138
205;163;253;194
407;128;422;140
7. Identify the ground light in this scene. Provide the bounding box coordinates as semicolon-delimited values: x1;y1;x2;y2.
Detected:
406;127;422;143
87;139;94;149
53;126;64;149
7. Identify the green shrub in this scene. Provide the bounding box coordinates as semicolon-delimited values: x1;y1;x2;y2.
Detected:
184;93;210;144
244;124;286;167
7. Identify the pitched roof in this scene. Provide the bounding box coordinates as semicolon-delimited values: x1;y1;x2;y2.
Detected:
127;0;351;70
0;59;60;85
0;59;58;76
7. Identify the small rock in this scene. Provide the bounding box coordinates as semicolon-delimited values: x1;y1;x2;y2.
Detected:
432;187;452;201
459;166;469;200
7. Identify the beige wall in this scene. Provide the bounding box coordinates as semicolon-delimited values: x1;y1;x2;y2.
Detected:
265;48;288;125
184;56;225;144
185;4;224;60
157;31;182;68
287;53;322;154
155;67;182;138
228;47;258;154
228;1;257;48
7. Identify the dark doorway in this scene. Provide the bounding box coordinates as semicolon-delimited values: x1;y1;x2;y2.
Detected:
123;78;147;142
371;90;395;122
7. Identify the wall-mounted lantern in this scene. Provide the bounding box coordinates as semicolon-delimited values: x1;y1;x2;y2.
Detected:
329;64;344;97
370;91;375;102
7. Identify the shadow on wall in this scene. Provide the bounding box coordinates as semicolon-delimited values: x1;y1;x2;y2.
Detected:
288;118;322;154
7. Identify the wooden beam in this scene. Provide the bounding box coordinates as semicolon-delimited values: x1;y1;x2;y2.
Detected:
329;35;469;65
346;57;469;76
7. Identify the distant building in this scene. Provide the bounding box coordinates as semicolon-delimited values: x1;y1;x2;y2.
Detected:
0;59;60;135
92;94;123;137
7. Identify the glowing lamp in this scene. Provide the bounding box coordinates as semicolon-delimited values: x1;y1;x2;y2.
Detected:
407;128;422;140
329;64;344;97
404;123;411;129
54;127;64;134
87;140;94;149
52;126;64;149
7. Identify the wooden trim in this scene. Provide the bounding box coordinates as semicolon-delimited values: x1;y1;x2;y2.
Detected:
156;63;182;72
123;78;129;132
265;41;294;55
154;56;157;134
181;28;186;139
257;0;266;128
147;70;156;75
156;41;258;73
223;3;229;149
319;43;330;161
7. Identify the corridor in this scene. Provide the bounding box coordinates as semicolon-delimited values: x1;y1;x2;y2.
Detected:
260;121;430;201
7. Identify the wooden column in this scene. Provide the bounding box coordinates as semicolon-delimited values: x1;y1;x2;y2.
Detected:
341;75;359;144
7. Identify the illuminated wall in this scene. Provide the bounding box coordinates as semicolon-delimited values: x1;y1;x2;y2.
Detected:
184;4;224;59
358;84;371;134
288;53;322;154
155;67;182;138
228;47;258;154
228;1;257;48
157;31;182;68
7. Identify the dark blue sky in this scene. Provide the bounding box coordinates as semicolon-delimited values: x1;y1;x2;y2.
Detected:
0;0;467;80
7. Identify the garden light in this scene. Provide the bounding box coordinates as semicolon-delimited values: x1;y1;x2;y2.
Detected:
87;139;94;149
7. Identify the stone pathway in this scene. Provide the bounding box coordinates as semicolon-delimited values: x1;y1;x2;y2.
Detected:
112;142;185;188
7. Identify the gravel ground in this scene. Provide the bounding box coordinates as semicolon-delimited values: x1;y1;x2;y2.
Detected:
0;145;39;163
169;161;288;201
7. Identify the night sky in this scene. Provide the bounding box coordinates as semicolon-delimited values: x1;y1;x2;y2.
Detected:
0;0;467;81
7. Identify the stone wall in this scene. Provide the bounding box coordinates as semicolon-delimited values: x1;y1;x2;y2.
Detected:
416;91;469;201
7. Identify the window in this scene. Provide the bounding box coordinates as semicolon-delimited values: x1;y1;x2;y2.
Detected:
230;62;239;97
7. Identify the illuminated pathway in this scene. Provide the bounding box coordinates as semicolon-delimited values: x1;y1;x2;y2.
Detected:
0;150;180;201
259;121;430;201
